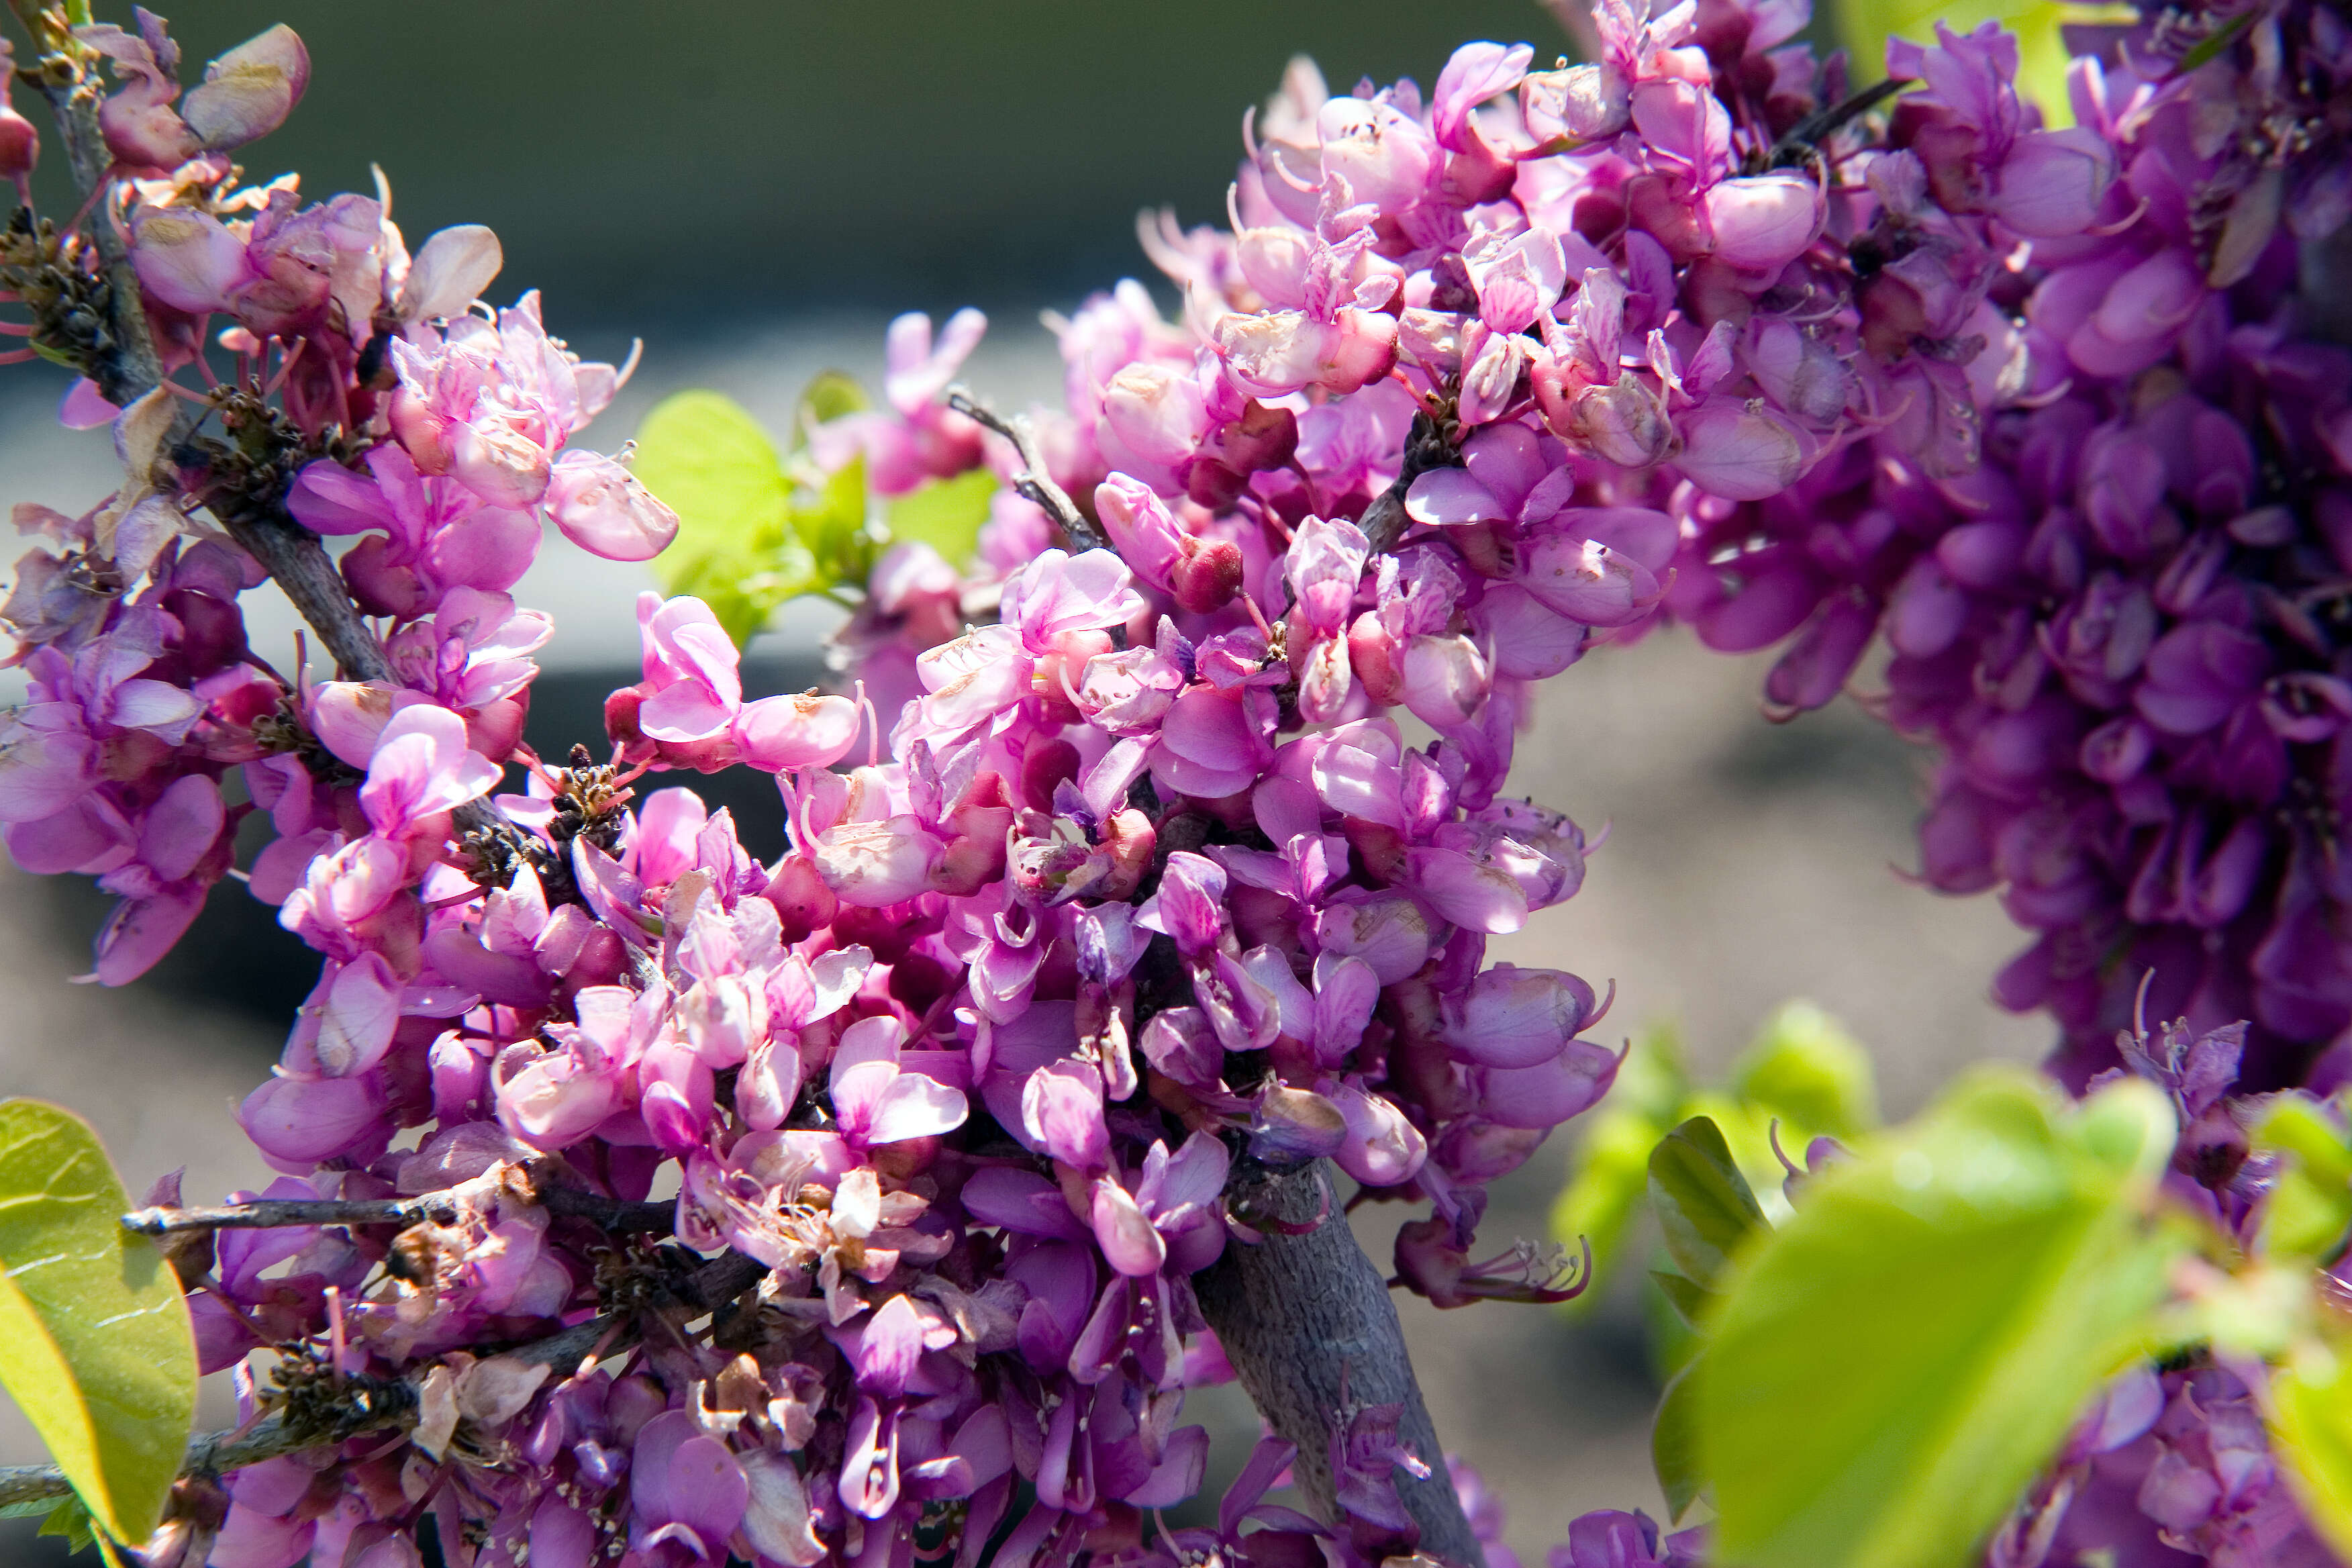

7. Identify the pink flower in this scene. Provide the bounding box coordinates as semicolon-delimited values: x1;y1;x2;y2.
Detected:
613;593;858;773
359;704;501;836
830;1016;969;1152
544;449;680;561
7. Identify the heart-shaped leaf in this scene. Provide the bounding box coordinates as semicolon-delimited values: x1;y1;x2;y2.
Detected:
1696;1069;2183;1568
0;1099;195;1544
632;390;806;647
885;468;997;567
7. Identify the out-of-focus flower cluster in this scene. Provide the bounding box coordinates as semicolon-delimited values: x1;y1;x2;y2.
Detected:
1654;0;2352;1095
4;0;2350;1563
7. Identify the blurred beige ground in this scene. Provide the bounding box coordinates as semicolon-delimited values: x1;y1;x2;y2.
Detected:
0;332;2049;1559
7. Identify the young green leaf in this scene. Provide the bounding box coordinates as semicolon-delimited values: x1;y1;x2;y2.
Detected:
1729;1001;1879;1140
1653;1355;1707;1522
1697;1069;2184;1568
0;1100;196;1545
792;371;871;446
1651;1269;1716;1333
1648;1116;1769;1289
792;455;875;587
2252;1097;2352;1261
885;469;997;568
37;1494;93;1553
631;390;791;577
630;390;808;647
2272;1334;2352;1561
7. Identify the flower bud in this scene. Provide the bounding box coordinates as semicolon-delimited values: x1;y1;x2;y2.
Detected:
1099;808;1157;901
0;46;39;201
131;207;248;315
1673;398;1810;501
450;414;553;509
1400;634;1491;728
1170;534;1244;614
1443;963;1596;1067
1476;1038;1619;1130
734;691;860;772
1542;372;1673;468
1329;1081;1428;1186
811;814;944;908
1522;63;1628;143
1248;1085;1349;1163
1702;173;1826;272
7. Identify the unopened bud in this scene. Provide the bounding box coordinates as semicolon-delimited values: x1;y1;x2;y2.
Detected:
1171;534;1244;614
1099;807;1156;901
0;48;38;201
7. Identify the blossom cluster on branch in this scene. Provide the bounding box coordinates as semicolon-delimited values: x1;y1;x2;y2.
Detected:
1;0;2348;1564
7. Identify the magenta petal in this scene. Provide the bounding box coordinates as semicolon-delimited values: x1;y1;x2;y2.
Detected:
1478;1038;1619;1130
1091;1179;1169;1277
238;1073;384;1167
866;1071;969;1145
1404;467;1507;528
286;459;397;536
92;883;207;985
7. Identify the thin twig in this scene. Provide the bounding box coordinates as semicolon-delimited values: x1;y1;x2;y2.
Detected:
0;1253;763;1514
121;1187;676;1237
1767;77;1912;168
946;387;1107;552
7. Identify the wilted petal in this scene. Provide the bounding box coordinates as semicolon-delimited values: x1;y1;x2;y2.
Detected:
180;25;309;149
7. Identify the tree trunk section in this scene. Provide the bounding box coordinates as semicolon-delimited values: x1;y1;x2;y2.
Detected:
1195;1160;1486;1568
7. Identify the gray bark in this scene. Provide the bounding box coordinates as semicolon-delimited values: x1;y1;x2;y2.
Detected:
1195;1160;1487;1568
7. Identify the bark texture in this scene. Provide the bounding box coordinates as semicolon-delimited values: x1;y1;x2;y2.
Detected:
1195;1159;1486;1568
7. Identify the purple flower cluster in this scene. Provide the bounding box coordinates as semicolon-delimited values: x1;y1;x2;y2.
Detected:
5;0;2351;1563
1657;1;2352;1091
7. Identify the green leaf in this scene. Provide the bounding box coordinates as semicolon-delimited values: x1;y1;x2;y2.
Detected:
1729;1001;1879;1140
1696;1069;2184;1568
626;390;887;648
632;390;792;579
793;370;872;446
38;1495;93;1553
885;469;997;568
2273;1333;2352;1561
1652;1269;1717;1333
2177;9;2253;71
1648;1116;1769;1289
0;1100;195;1545
2255;1096;2352;1187
1653;1355;1707;1522
793;455;875;585
2252;1097;2352;1261
1834;0;2135;126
